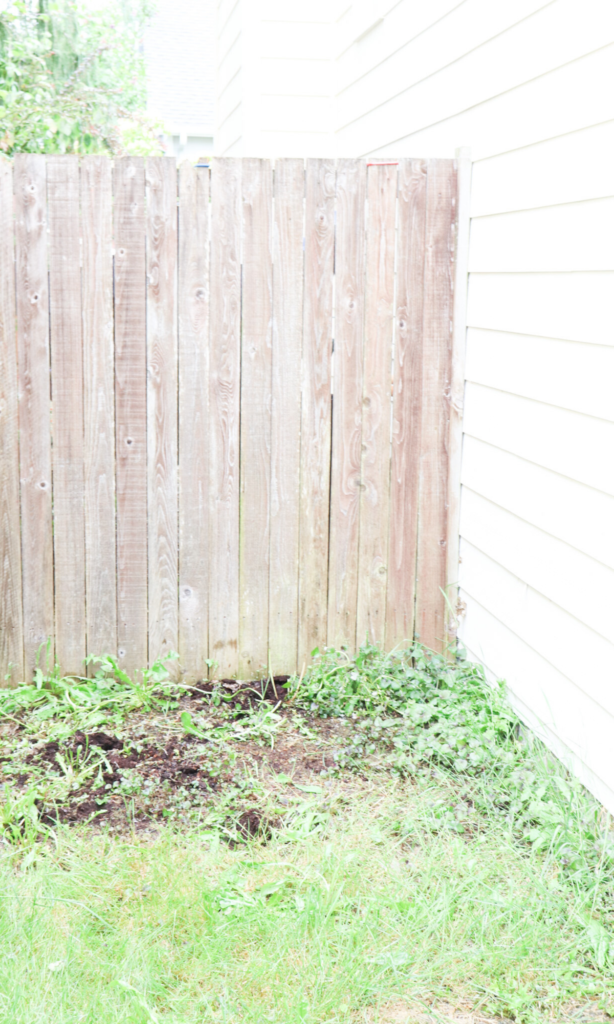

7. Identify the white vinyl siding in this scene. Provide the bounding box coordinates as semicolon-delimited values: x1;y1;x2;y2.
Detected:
216;0;244;155
216;0;336;156
336;1;614;153
363;45;614;160
460;591;614;815
466;271;614;345
470;121;614;215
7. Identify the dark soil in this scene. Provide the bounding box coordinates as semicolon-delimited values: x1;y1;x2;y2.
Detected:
0;676;354;838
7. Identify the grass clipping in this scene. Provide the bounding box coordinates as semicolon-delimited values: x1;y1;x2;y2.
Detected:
0;642;613;1024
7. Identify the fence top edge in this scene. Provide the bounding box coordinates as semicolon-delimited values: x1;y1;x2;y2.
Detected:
2;155;460;169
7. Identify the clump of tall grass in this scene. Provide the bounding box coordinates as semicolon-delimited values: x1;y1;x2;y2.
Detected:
0;644;182;731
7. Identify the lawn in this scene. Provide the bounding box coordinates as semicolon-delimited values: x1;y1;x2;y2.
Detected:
0;645;612;1023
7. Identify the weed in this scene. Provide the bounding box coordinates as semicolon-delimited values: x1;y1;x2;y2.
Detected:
181;701;285;749
0;647;182;733
0;783;48;849
292;641;516;768
288;642;614;919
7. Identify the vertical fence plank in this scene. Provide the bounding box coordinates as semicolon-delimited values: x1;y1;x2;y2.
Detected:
14;154;54;677
239;159;273;677
0;159;24;682
147;157;178;666
47;156;86;674
327;158;367;651
82;156;116;661
415;159;456;652
446;150;470;649
178;162;209;680
386;159;427;650
209;158;241;678
269;158;304;674
114;157;147;675
356;164;397;647
298;159;335;668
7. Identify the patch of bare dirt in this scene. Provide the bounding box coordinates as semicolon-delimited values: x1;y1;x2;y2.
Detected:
1;676;355;837
358;1000;611;1023
358;1002;512;1024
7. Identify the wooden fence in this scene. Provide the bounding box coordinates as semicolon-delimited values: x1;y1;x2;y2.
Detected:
0;154;461;681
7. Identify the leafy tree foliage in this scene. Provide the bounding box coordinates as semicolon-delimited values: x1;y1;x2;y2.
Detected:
0;0;162;155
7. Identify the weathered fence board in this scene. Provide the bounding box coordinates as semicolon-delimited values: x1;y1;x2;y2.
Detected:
356;163;397;647
48;156;86;674
239;158;273;677
114;157;148;675
0;156;461;682
81;156;117;662
0;159;23;682
298;158;335;668
446;149;472;645
209;158;241;678
270;158;304;672
14;154;54;677
146;157;178;666
178;162;210;680
328;159;367;650
415;159;457;651
386;159;427;650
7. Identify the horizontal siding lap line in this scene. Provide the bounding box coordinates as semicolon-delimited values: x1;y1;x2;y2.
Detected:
460;505;614;645
462;382;614;428
336;0;465;65
222;140;243;157
337;0;554;111
469;269;614;275
461;434;614;502
218;136;242;157
460;540;614;710
470;193;614;218
217;65;241;100
217;57;241;91
260;19;332;25
261;56;337;63
461;481;613;571
218;41;241;74
464;334;614;420
471;115;614;165
459;589;614;724
218;0;241;39
260;92;338;98
218;30;241;61
217;101;242;132
218;25;241;59
470;135;614;214
259;130;335;137
355;40;614;158
464;383;614;487
462;324;614;349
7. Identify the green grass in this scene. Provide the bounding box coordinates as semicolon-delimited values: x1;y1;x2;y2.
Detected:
0;781;613;1023
1;641;613;1022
